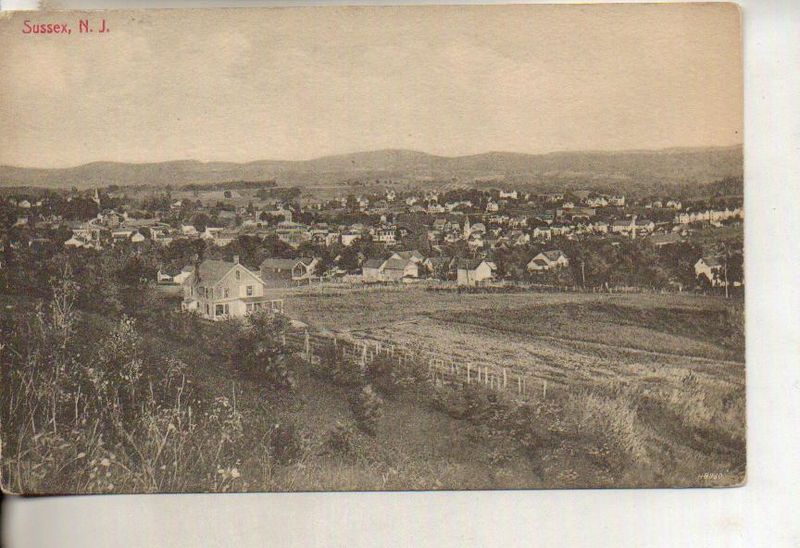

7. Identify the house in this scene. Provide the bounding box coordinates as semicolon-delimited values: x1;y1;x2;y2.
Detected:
389;250;425;264
611;217;654;236
340;232;361;247
212;230;239;247
182;256;280;320
527;250;570;272
694;256;723;285
649;233;683;248
381;257;419;281
498;190;518;200
64;235;91;248
456;258;496;286
666;199;683;210
259;257;319;287
157;268;179;284
608;195;626;207
372;226;396;245
361;258;386;283
586;196;608;208
532;226;552;240
173;265;194;285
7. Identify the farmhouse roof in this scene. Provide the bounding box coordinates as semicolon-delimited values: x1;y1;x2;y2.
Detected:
383;258;412;271
649;233;682;246
701;256;723;267
260;258;299;270
193;260;236;286
542;250;566;261
394;250;425;261
456;258;486;270
362;258;385;269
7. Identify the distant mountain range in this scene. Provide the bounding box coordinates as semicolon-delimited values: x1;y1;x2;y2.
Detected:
0;146;743;189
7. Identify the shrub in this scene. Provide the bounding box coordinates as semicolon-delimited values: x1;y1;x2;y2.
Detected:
366;353;426;397
269;420;307;465
231;312;296;391
315;344;363;387
349;385;384;436
324;421;357;457
564;390;648;472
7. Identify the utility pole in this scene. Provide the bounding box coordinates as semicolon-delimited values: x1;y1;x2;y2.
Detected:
581;260;586;287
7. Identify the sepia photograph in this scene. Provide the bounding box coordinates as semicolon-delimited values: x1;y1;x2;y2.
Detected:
0;3;745;494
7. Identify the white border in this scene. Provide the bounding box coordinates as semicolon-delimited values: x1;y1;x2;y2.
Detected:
3;1;800;546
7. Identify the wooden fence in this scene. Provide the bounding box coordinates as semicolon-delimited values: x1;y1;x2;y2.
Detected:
282;327;547;402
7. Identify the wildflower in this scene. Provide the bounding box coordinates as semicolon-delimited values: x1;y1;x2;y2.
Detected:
230;468;240;479
76;452;86;459
100;458;111;467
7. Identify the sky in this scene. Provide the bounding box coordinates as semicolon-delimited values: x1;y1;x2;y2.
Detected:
0;4;743;168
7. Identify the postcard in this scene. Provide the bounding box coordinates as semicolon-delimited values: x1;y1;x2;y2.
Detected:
0;4;744;494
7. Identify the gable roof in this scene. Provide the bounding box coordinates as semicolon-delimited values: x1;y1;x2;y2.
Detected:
362;258;385;269
457;258;488;270
260;258;298;270
542;250;566;262
649;233;682;246
700;256;722;267
383;258;414;271
393;250;425;261
192;260;234;285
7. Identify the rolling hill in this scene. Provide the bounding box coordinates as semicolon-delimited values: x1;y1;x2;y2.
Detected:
0;146;742;189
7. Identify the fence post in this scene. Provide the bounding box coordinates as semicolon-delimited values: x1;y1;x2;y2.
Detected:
467;363;471;384
543;379;547;400
360;343;367;370
517;376;522;395
503;368;507;388
304;330;311;362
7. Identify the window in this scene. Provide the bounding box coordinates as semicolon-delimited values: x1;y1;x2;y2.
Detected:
205;304;209;315
235;270;240;280
246;285;253;296
224;288;229;298
224;304;230;315
216;304;224;316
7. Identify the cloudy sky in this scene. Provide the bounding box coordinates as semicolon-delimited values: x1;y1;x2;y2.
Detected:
0;4;742;167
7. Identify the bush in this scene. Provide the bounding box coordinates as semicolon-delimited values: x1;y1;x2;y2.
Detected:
315;344;363;387
366;353;426;397
269;420;307;465
324;421;357;457
0;277;248;493
564;390;648;473
348;385;384;436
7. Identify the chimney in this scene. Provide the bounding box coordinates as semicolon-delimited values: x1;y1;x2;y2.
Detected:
193;253;201;284
233;255;240;264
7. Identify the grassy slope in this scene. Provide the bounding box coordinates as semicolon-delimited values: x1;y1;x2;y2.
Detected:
283;288;746;487
3;290;745;490
87;310;545;491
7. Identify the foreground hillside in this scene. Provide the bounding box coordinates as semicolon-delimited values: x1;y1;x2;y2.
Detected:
1;283;744;493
